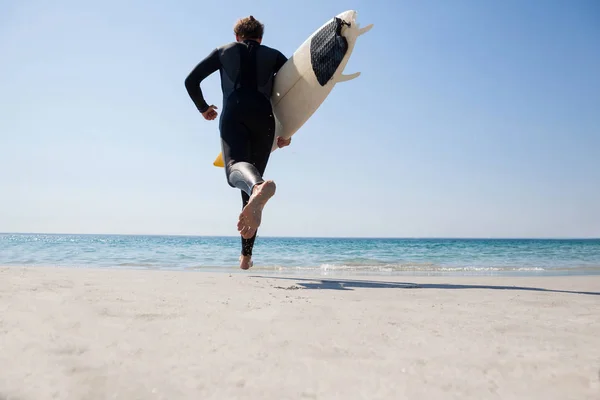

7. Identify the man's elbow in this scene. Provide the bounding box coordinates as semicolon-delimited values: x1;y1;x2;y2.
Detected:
184;74;195;92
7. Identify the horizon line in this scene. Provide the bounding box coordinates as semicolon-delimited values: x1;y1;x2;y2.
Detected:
1;232;599;240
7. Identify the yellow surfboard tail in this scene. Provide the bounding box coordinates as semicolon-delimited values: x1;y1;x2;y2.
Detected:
213;152;225;168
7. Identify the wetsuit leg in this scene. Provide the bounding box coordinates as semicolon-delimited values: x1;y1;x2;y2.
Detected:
220;92;275;196
238;108;275;257
220;109;262;197
218;91;274;258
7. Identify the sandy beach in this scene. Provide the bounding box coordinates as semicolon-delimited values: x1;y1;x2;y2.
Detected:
1;266;599;400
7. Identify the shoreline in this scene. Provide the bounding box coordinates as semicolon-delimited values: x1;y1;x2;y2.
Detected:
3;263;600;278
1;266;599;399
3;264;600;290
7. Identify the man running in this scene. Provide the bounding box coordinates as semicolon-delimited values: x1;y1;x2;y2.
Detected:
184;15;291;270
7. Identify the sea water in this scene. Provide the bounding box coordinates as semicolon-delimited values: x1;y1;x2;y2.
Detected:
2;233;600;276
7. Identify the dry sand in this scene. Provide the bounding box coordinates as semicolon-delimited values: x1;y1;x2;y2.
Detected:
1;266;599;400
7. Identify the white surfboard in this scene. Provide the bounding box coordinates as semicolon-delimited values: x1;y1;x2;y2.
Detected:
213;10;373;167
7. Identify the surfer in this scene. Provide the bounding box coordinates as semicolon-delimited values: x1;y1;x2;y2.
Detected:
185;15;291;270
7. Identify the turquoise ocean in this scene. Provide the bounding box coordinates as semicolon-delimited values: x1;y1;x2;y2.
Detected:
1;233;600;276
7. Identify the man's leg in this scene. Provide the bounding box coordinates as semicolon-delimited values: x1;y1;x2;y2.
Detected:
221;132;264;197
220;115;260;268
219;95;268;198
238;128;272;260
222;136;275;240
239;190;257;270
236;104;277;241
237;130;273;266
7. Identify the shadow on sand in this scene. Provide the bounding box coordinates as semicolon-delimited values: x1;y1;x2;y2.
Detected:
249;276;600;296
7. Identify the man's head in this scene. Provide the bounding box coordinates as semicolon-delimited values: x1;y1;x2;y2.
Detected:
234;15;264;43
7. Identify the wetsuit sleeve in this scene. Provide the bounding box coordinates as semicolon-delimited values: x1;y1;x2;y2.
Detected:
274;50;288;73
185;48;221;113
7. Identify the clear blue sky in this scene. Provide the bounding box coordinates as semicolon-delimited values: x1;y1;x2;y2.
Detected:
1;0;599;238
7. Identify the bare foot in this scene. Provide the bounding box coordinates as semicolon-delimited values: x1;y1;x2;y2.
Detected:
237;180;276;239
239;255;253;270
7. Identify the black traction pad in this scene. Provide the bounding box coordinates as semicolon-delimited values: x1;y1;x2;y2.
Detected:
310;17;350;86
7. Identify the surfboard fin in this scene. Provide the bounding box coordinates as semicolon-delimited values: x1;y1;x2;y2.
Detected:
213;152;225;168
358;23;374;36
337;72;361;82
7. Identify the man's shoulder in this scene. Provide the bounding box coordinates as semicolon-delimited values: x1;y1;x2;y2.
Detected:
259;44;284;55
216;41;240;51
214;41;286;59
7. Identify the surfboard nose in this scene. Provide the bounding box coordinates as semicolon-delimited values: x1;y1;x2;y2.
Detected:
337;10;357;24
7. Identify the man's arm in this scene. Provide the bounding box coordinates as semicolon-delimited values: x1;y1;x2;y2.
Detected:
184;48;221;113
274;50;288;73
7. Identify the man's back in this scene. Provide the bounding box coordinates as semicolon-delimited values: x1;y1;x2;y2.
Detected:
184;39;287;113
217;40;288;103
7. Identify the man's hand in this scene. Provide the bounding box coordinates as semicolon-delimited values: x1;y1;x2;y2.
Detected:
201;105;218;121
277;136;291;148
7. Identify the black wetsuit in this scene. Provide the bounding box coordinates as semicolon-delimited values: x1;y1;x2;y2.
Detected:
185;39;288;256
